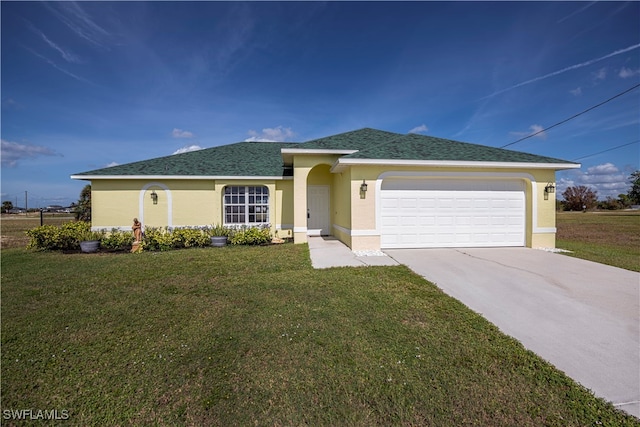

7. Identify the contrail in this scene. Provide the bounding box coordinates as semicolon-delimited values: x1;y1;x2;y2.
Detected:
482;43;640;100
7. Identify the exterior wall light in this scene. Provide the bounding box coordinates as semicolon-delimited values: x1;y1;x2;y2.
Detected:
543;183;555;201
150;190;158;205
545;183;555;194
360;180;368;193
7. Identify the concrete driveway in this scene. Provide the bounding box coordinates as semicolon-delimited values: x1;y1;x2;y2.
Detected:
385;248;640;418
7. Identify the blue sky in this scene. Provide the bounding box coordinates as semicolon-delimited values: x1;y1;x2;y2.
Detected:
2;1;639;208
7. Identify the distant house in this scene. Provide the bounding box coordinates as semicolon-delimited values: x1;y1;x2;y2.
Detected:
71;128;579;250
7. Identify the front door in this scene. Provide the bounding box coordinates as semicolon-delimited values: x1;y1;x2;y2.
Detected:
307;185;330;236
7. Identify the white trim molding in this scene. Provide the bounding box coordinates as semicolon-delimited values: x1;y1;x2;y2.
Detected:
535;227;557;233
332;158;580;173
139;182;172;227
71;174;290;181
333;224;379;237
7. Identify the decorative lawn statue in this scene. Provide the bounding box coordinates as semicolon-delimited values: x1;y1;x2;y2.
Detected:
131;218;143;253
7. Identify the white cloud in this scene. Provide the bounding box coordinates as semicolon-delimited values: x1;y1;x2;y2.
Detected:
172;128;194;139
1;139;60;167
558;163;631;199
569;87;582;96
592;67;607;81
408;124;429;134
587;162;619;175
173;145;203;155
245;126;295;142
619;67;640;78
509;124;547;140
105;161;119;167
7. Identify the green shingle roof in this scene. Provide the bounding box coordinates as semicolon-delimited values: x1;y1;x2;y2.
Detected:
73;141;298;177
73;128;577;178
300;128;403;150
345;133;574;164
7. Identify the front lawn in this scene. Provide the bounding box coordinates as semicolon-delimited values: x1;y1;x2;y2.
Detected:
557;211;640;272
1;245;637;426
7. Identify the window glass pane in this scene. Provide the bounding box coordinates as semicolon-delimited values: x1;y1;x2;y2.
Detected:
224;185;268;225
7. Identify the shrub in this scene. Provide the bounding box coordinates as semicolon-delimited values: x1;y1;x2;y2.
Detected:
172;228;210;248
26;222;273;252
203;224;234;238
101;229;135;251
26;221;93;251
143;227;176;251
230;225;271;246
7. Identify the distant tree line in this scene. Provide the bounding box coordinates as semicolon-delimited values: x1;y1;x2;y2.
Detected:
560;170;640;211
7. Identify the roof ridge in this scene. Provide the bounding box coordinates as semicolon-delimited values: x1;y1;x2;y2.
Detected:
346;132;577;164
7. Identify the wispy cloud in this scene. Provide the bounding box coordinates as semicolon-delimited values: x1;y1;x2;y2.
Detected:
1;98;23;110
408;124;429;134
172;128;195;139
619;67;640;78
509;124;547;140
570;87;582;96
245;126;295;142
1;139;61;167
27;22;82;63
23;45;94;85
556;1;597;24
44;1;111;49
483;44;640;99
592;67;607;81
173;145;204;155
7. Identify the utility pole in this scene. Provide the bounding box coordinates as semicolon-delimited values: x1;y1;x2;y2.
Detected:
25;191;28;213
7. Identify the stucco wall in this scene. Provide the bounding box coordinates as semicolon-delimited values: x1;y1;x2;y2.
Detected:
90;179;286;236
345;165;559;249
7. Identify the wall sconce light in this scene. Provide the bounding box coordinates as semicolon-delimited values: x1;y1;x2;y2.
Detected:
150;190;158;205
543;183;555;201
544;183;556;194
360;180;368;193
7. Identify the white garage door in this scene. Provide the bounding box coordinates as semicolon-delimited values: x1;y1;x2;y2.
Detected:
380;178;525;248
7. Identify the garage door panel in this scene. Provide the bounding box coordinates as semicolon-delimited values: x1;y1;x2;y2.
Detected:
381;178;525;248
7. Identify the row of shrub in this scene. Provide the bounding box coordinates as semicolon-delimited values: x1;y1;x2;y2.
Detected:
26;222;273;252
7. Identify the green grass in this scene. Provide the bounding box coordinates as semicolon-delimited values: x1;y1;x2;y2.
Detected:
2;245;637;426
557;211;640;272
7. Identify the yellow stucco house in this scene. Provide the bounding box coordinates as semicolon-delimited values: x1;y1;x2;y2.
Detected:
71;128;579;250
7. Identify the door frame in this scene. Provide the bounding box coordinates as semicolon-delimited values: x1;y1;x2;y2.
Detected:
307;185;330;236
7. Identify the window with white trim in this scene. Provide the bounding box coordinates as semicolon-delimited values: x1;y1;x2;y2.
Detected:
224;186;269;225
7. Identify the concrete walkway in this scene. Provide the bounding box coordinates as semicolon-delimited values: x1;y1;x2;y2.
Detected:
307;238;640;418
307;236;398;268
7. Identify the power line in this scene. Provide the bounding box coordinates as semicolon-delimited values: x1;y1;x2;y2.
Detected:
571;139;640;161
501;83;640;148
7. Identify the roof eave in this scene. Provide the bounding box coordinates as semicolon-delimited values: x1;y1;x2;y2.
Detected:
330;158;581;173
70;174;292;181
281;148;358;165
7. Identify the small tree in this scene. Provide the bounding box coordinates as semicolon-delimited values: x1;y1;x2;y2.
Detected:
75;184;92;222
627;170;640;205
562;185;598;211
617;194;631;209
598;196;621;210
2;201;13;213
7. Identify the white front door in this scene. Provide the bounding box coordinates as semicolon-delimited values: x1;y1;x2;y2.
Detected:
307;185;330;236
